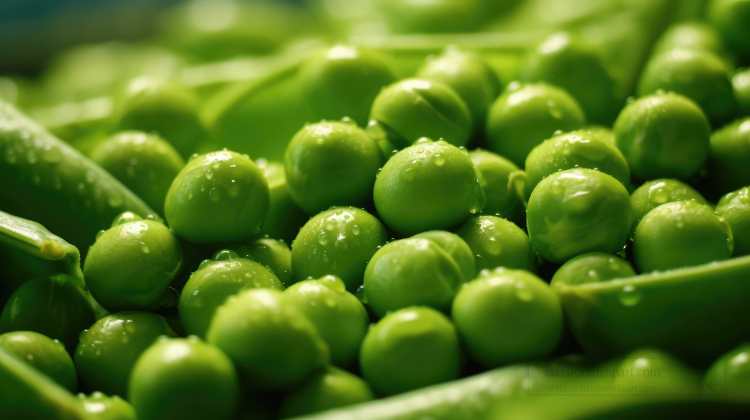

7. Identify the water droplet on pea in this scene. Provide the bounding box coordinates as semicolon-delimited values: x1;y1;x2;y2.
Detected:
618;285;642;307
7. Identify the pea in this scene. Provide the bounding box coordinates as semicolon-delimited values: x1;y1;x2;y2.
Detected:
468;149;524;220
708;0;750;62
652;21;729;59
84;217;182;312
527;168;632;263
235;237;293;285
164;150;269;243
582;125;616;144
704;342;750;395
456;215;537;273
129;336;237;420
75;311;175;397
206;288;328;389
611;348;700;395
485;82;586;166
735;68;750;115
452;268;563;367
359;306;460;395
291;206;387;290
709;117;750;194
614;92;711;179
374;138;485;235
178;251;284;338
633;200;733;273
90;131;185;215
280;366;374;418
369;79;472;149
284;120;383;214
0;331;77;392
716;186;750;256
629;179;708;233
550;252;636;289
78;392;136;420
256;159;308;244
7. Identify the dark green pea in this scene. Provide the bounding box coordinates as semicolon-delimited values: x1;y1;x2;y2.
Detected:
735;68;750;115
291;206;387;290
629;179;708;233
129;336;237;420
235;238;292;285
527;168;632;263
256;159;308;244
369;79;472;149
456;215;536;273
611;348;700;394
550;252;636;289
0;331;76;392
359;306;460;395
708;0;750;62
704;342;750;395
78;392;136;420
284;120;383;214
206;288;328;390
284;275;369;367
652;21;730;59
485;82;586;166
468;149;524;220
709;117;750;193
634;200;732;273
614;92;711;179
75;311;174;397
300;45;397;126
84;218;182;312
165;150;269;243
452;268;563;367
716;186;750;256
0;274;94;351
90;131;185;215
279;366;374;418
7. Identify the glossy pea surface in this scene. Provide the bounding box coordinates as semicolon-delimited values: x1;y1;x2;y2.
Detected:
468;149;524;220
280;366;374;418
629;179;708;233
709;117;750;194
256;159;308;244
456;215;536;273
78;392;136;420
0;331;77;392
705;343;750;395
652;21;729;58
235;237;293;285
716;186;750;257
550;252;636;289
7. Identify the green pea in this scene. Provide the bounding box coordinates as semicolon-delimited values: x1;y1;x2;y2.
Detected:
735;68;750;115
0;331;76;392
456;215;537;273
129;336;237;420
582;125;616;144
708;0;750;62
468;149;524;220
369;79;472;149
611;348;700;395
709;117;750;194
550;252;636;289
78;392;136;420
284;120;383;214
614;92;711;179
629;179;708;233
90;131;185;215
705;342;750;395
178;253;284;338
84;218;182;312
374;139;485;235
716;186;750;257
291;206;387;290
256;159;308;244
359;306;460;395
527;168;632;263
452;268;563;367
279;366;374;418
638;48;735;124
300;46;397;126
0;274;94;351
634;200;732;273
165;150;269;243
485;82;586;166
206;288;328;389
652;21;730;59
284;275;368;367
235;237;293;285
75;311;175;397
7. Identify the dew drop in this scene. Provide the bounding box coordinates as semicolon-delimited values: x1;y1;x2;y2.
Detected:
618;285;642;307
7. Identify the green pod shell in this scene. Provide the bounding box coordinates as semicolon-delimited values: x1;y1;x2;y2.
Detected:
716;186;750;257
0;331;77;392
709;117;750;194
280;366;375;418
629;178;708;233
456;215;536;273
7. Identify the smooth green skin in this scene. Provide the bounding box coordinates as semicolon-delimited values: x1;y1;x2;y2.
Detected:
74;311;174;398
527;169;632;263
709;117;750;194
377;0;499;34
369;79;472;149
360;306;460;396
284;276;369;367
717;187;750;257
412;231;476;282
280;366;375;418
637;48;736;124
613;92;711;179
83;220;182;312
485;82;586;166
90;131;185;215
634;200;732;273
117;76;206;159
708;0;750;61
178;256;284;338
0;331;77;392
164;150;269;243
78;393;135;420
524;130;631;195
468;149;523;219
291;206;387;290
374;139;485;235
452;268;563;367
206;288;328;390
417;48;501;130
629;178;708;233
610;348;701;395
550;252;636;289
735;68;750;115
256;160;308;244
705;343;750;395
300;45;397;126
128;337;237;420
235;238;293;285
520;32;620;125
284;120;383;214
652;21;729;58
0;274;95;352
456;215;536;273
